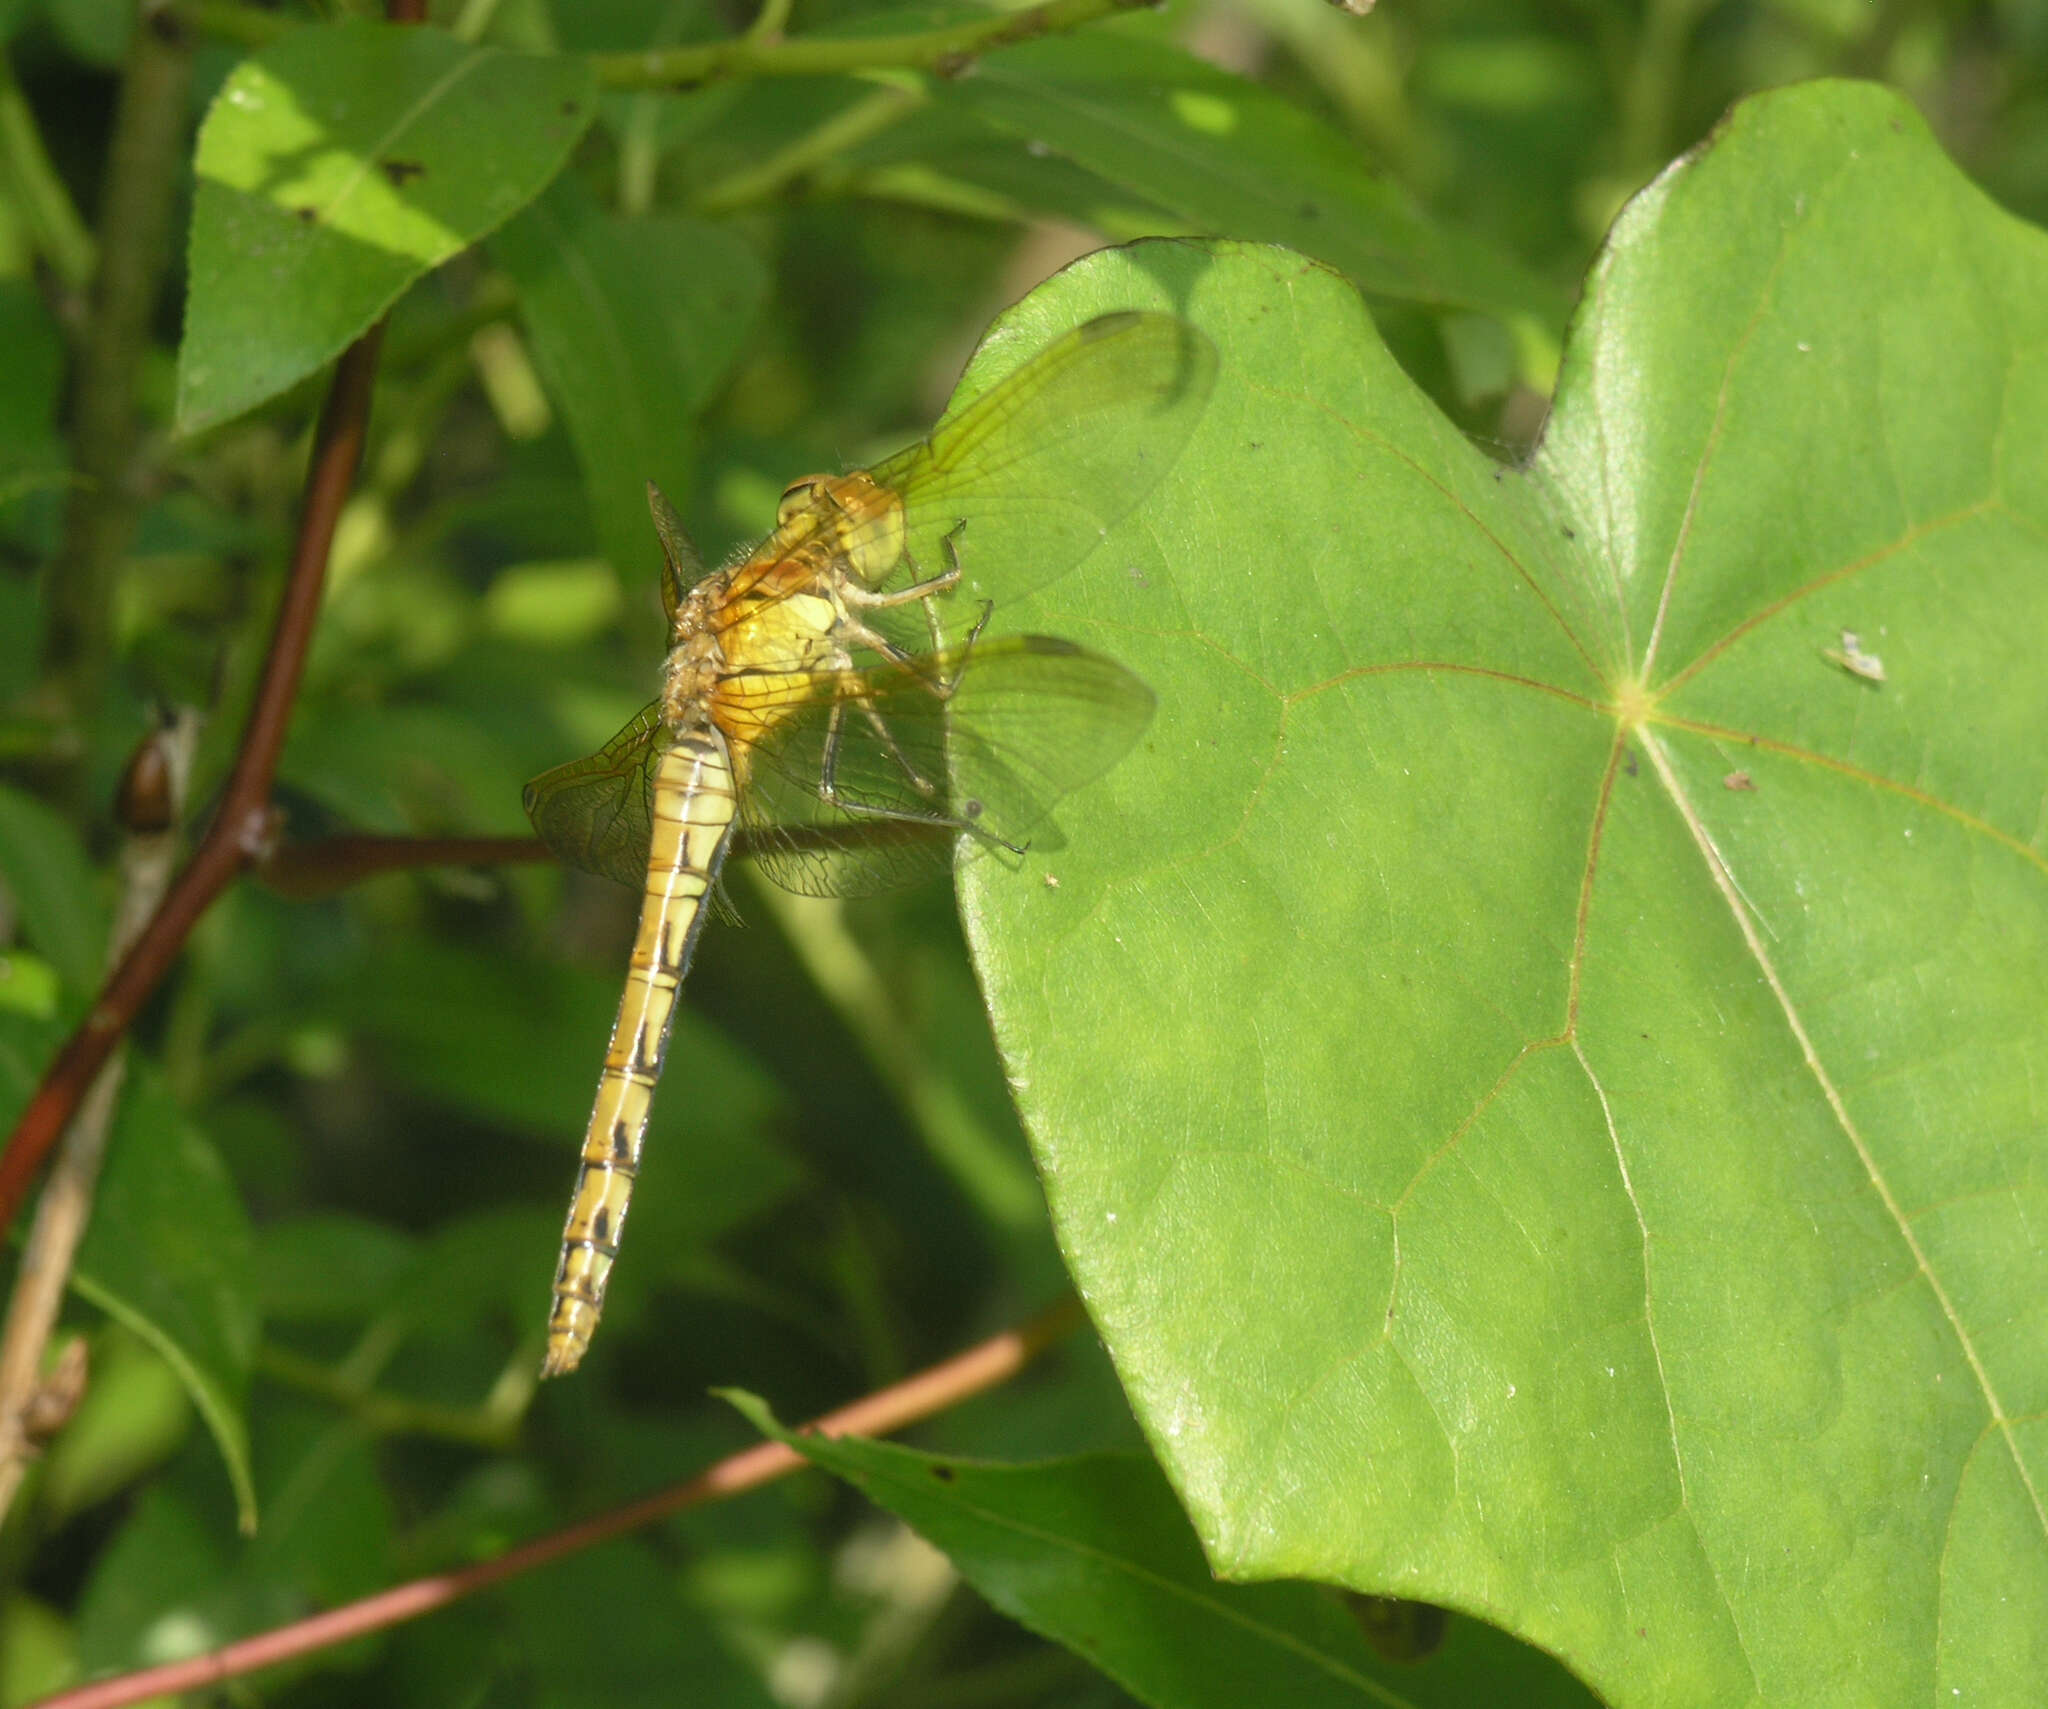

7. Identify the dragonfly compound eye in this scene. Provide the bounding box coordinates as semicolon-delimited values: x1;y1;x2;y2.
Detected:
777;477;825;523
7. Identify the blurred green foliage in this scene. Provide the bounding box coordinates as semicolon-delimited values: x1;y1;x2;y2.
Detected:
0;0;2039;1703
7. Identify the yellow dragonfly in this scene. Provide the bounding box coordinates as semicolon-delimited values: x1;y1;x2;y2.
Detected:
523;310;1216;1375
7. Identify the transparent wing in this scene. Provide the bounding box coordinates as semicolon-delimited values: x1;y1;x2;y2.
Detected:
738;635;1156;898
648;481;707;624
522;702;665;888
867;312;1215;628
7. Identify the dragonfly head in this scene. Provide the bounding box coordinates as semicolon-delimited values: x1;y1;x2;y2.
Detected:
776;476;826;523
776;471;908;589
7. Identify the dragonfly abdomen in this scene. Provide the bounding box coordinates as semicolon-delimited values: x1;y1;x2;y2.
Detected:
541;722;738;1378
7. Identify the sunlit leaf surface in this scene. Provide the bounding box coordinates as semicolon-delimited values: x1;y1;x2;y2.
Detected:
178;20;592;433
960;85;2048;1707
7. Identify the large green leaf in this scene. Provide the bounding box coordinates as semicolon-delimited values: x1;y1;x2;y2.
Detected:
733;1395;1595;1707
941;36;1564;330
178;20;593;433
490;173;766;581
955;85;2047;1707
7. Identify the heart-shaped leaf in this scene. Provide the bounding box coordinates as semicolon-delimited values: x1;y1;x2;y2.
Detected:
959;82;2047;1706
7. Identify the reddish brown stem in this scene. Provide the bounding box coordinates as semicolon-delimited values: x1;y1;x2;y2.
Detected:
255;819;950;898
257;832;552;898
0;322;384;1227
28;1297;1084;1709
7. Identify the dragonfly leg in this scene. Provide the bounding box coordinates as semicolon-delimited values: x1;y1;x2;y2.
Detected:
843;520;970;658
815;683;935;800
845;524;963;612
818;781;1025;856
814;690;1023;854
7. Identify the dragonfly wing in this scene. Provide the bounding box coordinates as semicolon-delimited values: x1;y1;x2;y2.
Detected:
869;312;1216;623
736;635;1154;898
648;482;707;626
942;634;1157;832
523;702;665;888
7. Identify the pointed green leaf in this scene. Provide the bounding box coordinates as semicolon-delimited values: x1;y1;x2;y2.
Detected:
72;1069;260;1532
178;20;593;433
490;172;765;579
0;784;105;995
958;83;2048;1707
943;37;1563;329
731;1394;1596;1708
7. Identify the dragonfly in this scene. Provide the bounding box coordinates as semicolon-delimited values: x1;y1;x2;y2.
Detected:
523;310;1216;1376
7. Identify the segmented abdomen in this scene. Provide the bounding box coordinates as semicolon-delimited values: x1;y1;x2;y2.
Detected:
540;723;736;1378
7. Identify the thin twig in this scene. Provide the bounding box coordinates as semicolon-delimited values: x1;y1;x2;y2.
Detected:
693;81;927;215
252;820;947;899
0;715;199;1531
0;320;385;1229
593;0;1156;88
753;883;1043;1234
255;833;552;899
28;1297;1085;1709
256;1344;525;1452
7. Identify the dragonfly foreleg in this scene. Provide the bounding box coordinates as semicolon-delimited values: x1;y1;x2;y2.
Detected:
842;520;969;658
847;524;966;618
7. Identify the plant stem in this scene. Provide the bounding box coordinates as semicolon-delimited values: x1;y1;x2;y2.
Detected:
593;0;1153;88
42;4;193;718
1617;0;1709;174
0;321;387;1233
27;1298;1084;1709
0;51;95;292
751;884;1044;1236
257;1345;524;1451
693;81;926;214
172;0;287;47
0;717;198;1533
745;0;796;42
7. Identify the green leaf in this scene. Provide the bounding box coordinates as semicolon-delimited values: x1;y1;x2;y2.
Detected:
732;1395;1596;1708
72;1068;260;1532
956;84;2048;1707
37;1327;193;1525
942;37;1563;329
490;172;766;579
0;1594;73;1706
498;1538;776;1709
0;784;104;994
327;941;798;1321
178;20;594;434
255;1213;419;1324
73;1485;230;1674
0;281;64;498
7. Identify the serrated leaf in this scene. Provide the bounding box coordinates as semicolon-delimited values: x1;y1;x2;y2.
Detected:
490;173;766;579
178;20;594;434
732;1394;1596;1708
954;84;2048;1708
